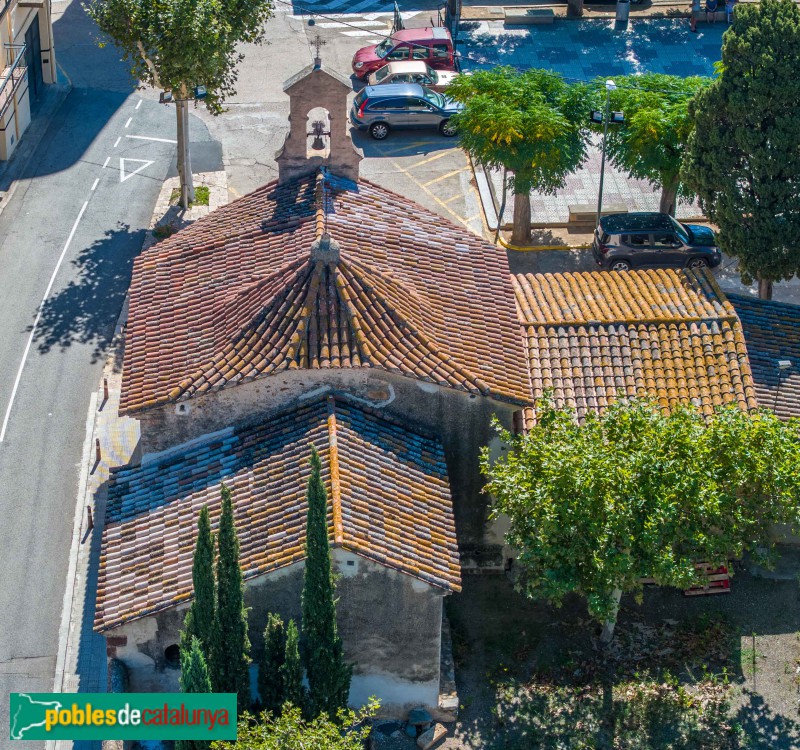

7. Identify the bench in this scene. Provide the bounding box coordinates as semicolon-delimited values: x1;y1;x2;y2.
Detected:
568;203;628;226
505;8;556;24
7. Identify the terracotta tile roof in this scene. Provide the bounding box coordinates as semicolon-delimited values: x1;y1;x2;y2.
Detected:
729;294;800;420
512;269;758;424
120;171;529;414
95;396;461;632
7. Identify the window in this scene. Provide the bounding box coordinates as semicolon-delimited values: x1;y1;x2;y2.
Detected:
411;74;432;84
625;233;649;248
653;233;682;248
164;644;180;669
406;98;434;111
375;38;393;58
385;46;410;61
368;98;406;110
432;44;450;59
411;45;430;60
374;66;390;82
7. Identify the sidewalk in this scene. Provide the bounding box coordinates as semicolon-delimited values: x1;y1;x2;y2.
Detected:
52;171;228;750
0;69;71;216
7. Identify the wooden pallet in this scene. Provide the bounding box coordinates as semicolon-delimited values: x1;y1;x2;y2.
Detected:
637;563;731;596
684;563;730;597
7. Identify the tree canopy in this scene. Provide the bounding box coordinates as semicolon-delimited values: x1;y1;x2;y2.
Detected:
448;67;589;244
683;0;800;298
87;0;273;206
210;484;251;708
596;74;710;216
301;447;351;718
181;505;216;658
209;702;378;750
483;397;800;641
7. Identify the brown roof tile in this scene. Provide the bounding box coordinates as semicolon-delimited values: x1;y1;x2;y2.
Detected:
95;396;461;632
512;269;759;425
729;294;800;420
120;171;529;414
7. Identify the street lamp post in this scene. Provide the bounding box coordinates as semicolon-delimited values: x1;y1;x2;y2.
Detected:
774;359;792;411
590;80;624;229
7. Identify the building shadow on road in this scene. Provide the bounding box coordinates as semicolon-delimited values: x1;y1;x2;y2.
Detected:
29;223;147;363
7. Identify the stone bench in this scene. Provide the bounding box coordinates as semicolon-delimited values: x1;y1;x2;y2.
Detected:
505;8;556;24
568;203;628;226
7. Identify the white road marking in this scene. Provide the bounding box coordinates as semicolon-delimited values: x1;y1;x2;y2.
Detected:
119;158;155;182
124;117;132;129
102;156;110;169
0;201;90;443
126;134;178;144
113;137;121;148
316;19;384;26
91;178;99;191
135;99;142;110
342;29;376;36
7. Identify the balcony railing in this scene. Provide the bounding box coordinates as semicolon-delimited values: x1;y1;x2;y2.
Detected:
0;44;27;119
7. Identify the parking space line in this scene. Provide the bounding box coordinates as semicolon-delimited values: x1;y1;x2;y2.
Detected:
382;141;429;156
423;168;468;187
442;194;462;204
391;160;473;231
408;151;451;169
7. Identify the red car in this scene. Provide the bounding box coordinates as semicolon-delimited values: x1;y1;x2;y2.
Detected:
352;27;456;80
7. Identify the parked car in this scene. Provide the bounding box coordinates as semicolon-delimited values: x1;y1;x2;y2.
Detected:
352;27;456;80
592;212;722;271
367;60;459;92
350;83;462;140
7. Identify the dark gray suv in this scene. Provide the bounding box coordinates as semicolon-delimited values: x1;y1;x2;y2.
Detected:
592;212;722;272
350;83;462;140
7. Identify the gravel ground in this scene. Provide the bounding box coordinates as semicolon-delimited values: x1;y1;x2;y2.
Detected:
428;547;800;749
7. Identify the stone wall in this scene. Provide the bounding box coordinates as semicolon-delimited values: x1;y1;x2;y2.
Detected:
136;370;517;545
105;552;445;715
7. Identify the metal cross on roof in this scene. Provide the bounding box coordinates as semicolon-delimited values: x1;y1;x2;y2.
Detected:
313;34;327;66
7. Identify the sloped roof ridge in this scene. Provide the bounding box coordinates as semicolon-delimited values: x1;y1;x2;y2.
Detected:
338;258;493;394
513;268;738;328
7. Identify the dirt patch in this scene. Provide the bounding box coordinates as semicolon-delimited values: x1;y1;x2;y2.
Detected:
439;559;800;749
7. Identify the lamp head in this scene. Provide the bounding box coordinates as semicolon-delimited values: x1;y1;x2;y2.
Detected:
777;360;792;371
605;79;617;91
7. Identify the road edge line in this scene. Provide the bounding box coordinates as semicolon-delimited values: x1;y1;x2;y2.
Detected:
47;388;97;750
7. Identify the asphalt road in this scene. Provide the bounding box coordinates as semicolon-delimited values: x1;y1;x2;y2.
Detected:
0;0;220;741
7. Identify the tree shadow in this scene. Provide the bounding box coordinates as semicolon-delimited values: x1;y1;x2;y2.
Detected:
734;691;800;749
30;223;147;363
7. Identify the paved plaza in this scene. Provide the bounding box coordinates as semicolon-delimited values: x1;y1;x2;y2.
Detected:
460;19;726;224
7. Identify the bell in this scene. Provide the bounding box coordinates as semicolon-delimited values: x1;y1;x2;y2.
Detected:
311;134;326;151
309;119;327;151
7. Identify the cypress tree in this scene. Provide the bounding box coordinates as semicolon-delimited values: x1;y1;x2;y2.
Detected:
301;447;352;718
181;506;215;658
258;613;287;715
176;636;212;750
281;619;306;710
210;484;251;710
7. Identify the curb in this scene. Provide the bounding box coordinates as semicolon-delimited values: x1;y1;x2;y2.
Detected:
497;236;592;252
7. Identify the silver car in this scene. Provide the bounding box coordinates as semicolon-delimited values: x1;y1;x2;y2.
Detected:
350;83;463;140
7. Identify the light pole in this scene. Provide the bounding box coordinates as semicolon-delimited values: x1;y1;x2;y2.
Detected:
774;359;792;411
590;80;624;228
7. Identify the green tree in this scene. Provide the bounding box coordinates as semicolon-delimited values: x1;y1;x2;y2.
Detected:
86;0;273;208
448;67;589;245
683;0;800;299
210;702;378;750
483;397;800;643
210;484;251;709
176;636;212;750
594;74;710;216
301;447;351;718
258;613;287;715
281;620;306;709
181;506;216;659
